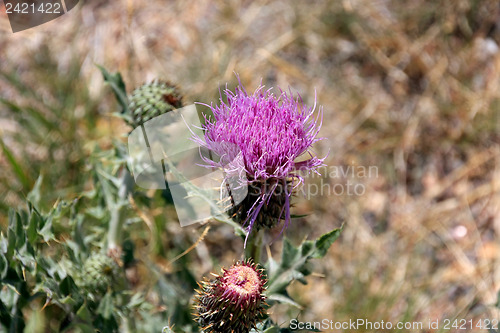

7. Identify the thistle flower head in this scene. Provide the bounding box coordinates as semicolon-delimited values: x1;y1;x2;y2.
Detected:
197;78;324;237
194;260;267;333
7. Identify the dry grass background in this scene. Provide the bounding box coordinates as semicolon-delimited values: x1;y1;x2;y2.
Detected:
1;0;500;332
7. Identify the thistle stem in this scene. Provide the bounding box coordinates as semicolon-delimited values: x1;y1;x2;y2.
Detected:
245;229;263;263
107;204;122;251
107;169;131;252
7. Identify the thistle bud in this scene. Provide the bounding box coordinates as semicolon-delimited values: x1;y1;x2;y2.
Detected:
194;260;267;333
76;253;122;301
127;79;183;128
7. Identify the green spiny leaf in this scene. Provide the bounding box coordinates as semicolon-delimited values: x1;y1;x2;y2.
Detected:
267;293;303;309
26;205;40;244
97;292;115;320
7;209;20;259
97;65;129;114
27;176;43;208
266;226;343;295
311;227;343;259
37;214;54;243
75;303;93;323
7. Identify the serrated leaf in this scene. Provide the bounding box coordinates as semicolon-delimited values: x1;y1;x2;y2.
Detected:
7;209;20;259
97;65;129;114
0;299;10;328
281;238;299;269
68;217;88;263
64;240;82;264
59;304;94;333
27;176;43;208
266;255;279;281
127;292;145;309
267;294;303;309
97;292;114;319
26;207;40;244
13;242;36;270
311;228;342;259
58;275;82;308
37;256;64;280
37;214;54;243
76;303;93;322
266;226;343;295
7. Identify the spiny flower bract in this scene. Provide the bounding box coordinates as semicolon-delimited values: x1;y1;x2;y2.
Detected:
193;260;267;333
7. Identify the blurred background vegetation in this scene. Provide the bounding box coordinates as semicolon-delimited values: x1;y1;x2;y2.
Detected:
1;0;500;332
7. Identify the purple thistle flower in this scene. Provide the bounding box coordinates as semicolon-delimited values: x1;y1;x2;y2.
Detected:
196;77;324;241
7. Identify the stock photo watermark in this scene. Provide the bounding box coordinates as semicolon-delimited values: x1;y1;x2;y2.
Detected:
296;164;379;199
127;103;379;228
289;317;499;331
3;0;79;32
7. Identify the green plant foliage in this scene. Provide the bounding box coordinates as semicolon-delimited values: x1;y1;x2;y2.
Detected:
266;228;343;295
98;65;131;121
0;67;343;332
0;46;102;215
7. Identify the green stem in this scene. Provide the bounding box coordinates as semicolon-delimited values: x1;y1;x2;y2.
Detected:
245;229;264;264
107;204;122;251
107;170;130;252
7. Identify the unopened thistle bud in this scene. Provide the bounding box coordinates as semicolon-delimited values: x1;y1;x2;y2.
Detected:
194;260;267;333
76;253;122;301
128;79;183;128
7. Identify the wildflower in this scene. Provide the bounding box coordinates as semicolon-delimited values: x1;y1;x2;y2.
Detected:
194;260;267;333
197;78;324;238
